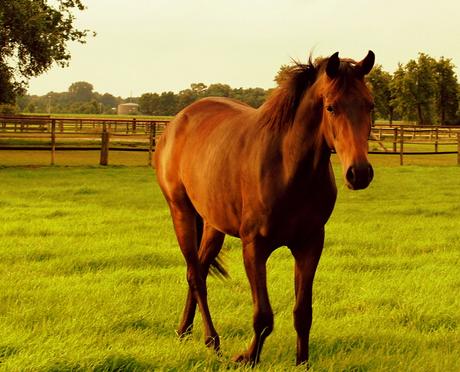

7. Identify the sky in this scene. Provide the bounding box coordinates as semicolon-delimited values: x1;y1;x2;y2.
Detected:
28;0;460;98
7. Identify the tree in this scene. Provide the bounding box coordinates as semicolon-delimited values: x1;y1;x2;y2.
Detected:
139;93;160;115
158;92;178;116
231;87;267;108
190;83;207;95
177;89;198;112
274;64;294;86
366;65;394;124
99;93;118;110
391;54;438;125
0;0;92;103
206;83;232;97
434;57;459;124
68;81;94;102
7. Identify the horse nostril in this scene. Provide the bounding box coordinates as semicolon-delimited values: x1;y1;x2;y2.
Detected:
346;166;356;185
368;165;374;183
346;164;373;189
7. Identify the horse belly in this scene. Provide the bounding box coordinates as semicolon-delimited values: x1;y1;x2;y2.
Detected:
179;126;247;237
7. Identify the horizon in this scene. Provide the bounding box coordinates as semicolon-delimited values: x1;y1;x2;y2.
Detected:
27;0;460;98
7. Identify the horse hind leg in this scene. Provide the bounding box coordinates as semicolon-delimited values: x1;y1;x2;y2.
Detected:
233;239;273;365
177;218;225;340
176;216;203;338
169;201;223;351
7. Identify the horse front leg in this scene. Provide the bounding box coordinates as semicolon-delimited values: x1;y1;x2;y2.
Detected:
233;239;273;366
290;228;324;366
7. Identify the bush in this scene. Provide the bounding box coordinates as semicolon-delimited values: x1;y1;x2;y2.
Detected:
0;104;18;115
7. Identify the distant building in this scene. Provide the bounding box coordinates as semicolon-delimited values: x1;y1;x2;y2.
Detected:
117;103;139;115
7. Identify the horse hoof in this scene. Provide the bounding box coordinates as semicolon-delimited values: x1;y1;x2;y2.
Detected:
175;327;192;340
205;335;220;352
232;353;256;366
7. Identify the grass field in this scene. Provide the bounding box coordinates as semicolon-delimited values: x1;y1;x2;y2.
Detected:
0;162;459;371
16;113;174;121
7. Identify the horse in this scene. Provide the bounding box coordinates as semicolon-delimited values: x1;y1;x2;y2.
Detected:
154;50;375;366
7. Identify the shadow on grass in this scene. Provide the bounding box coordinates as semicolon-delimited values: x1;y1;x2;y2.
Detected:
0;345;19;361
47;354;156;372
59;252;182;275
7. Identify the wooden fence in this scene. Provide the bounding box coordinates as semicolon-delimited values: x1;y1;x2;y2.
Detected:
1;115;459;166
0;116;169;166
368;125;460;165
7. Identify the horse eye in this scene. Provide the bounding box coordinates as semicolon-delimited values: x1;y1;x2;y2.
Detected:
326;105;335;113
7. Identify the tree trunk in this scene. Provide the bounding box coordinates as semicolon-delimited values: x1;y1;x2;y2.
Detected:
417;104;424;125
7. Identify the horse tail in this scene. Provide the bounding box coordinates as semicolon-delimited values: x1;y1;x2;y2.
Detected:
195;215;229;280
209;253;229;280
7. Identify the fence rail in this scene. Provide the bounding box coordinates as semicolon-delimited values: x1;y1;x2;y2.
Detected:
0;116;169;166
1;116;459;166
368;125;460;165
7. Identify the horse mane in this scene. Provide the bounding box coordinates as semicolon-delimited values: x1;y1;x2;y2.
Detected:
259;57;321;130
259;56;362;130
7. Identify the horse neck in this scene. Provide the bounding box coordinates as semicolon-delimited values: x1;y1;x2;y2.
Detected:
280;89;330;182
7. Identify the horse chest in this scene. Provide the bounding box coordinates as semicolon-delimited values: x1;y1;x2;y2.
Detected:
241;179;337;245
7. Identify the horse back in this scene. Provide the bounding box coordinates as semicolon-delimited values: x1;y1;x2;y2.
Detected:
155;97;255;236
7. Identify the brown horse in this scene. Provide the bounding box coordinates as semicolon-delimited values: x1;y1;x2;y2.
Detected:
155;51;375;366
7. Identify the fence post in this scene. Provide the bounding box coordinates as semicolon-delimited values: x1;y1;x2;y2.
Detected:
132;118;137;133
393;128;398;153
100;122;110;166
434;127;439;153
148;122;154;166
50;119;56;165
399;128;404;166
457;133;460;166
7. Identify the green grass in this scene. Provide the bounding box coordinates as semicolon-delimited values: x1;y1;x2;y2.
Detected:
18;113;173;121
0;164;459;371
0;149;458;168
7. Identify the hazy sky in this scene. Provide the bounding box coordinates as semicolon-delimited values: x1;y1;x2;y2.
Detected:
28;0;460;97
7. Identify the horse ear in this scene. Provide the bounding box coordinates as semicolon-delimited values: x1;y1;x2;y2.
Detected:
358;50;375;76
326;52;340;79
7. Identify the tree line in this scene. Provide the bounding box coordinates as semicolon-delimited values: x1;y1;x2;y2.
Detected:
3;53;459;125
6;82;268;116
1;3;459;125
367;53;459;125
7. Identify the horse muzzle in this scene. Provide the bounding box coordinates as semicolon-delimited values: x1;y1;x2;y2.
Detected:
345;163;373;190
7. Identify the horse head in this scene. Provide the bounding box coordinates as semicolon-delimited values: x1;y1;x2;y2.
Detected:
318;50;375;190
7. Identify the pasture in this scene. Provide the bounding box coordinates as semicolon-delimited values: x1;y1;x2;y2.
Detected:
0;162;459;371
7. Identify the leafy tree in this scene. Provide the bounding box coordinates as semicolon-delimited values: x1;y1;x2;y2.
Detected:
99;93;118;110
433;57;458;124
68;81;94;102
206;83;232;97
274;64;294;86
190;83;207;95
159;92;178;116
0;104;17;115
231;87;267;108
391;54;438;124
366;65;394;124
177;88;199;112
139;93;160;115
0;0;93;104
